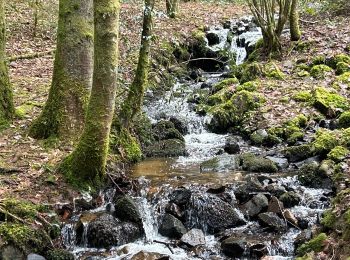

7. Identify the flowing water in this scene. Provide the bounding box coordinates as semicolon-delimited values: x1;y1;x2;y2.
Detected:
61;18;331;260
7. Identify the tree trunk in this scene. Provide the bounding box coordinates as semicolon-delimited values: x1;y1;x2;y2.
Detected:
59;0;120;187
0;0;14;129
119;0;154;128
290;0;301;41
166;0;178;18
29;0;94;142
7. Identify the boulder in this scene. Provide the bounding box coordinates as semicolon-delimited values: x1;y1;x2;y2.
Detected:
258;212;287;231
297;162;333;189
0;245;25;260
169;117;188;135
221;238;246;258
169;188;192;206
284;144;315;163
239;153;278;173
283;209;298;227
46;250;75;260
206;32;220;46
114;195;142;224
159;214;187;239
265;156;289;169
267;196;284;214
87;214;142;248
221;236;268;259
129;251;169;260
165;203;184;220
27;254;45;260
187;194;246;233
180;229;206;247
144;139;186;157
224;137;240;154
279;192;301;208
200;154;239;173
234;177;264;203
242;193;269;217
266;184;287;197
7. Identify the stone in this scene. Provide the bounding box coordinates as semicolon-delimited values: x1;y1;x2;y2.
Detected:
221;237;246;258
87;214;142;248
0;245;25;260
258;212;287;231
27;254;46;260
279;192;301;208
265;156;289;169
283;209;298;227
239;153;278;173
206;32;220;46
129;251;169;260
266;184;287;197
165;203;183;220
180;229;205;247
224;137;240;154
234;177;264;203
169;188;191;206
284;144;315;163
169;117;188;135
114;195;142;224
144;139;186;157
267;196;284;214
200;154;239;173
242;193;269;217
159;214;187;239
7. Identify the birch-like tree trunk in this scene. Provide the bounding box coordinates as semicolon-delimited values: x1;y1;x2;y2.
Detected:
290;0;301;41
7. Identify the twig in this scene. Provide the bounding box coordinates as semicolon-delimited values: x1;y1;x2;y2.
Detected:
8;50;55;62
153;240;174;254
107;173;125;195
0;206;31;225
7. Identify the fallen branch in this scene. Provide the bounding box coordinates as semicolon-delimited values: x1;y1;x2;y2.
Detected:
180;57;226;65
0;206;31;225
107;173;125;195
153;240;174;254
0;167;23;175
9;50;55;62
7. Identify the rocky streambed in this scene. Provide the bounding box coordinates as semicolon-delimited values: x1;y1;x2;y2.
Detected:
58;17;341;259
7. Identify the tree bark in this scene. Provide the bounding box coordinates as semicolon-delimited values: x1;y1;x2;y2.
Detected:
29;0;94;142
59;0;120;187
166;0;179;18
290;0;301;41
0;0;14;129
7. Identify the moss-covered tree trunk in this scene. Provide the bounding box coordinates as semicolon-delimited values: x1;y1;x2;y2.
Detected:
0;0;14;129
290;0;301;41
59;0;120;187
166;0;178;18
29;0;94;141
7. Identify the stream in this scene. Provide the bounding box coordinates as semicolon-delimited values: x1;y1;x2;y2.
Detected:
60;17;332;260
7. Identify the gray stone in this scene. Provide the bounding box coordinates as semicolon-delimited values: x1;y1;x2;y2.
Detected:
180;229;205;247
0;246;25;260
27;254;46;260
159;214;187;239
200;154;239;173
114;195;142;224
258;212;287;231
242;193;269;217
266;156;289;169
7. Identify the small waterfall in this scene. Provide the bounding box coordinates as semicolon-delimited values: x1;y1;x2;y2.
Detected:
61;223;77;249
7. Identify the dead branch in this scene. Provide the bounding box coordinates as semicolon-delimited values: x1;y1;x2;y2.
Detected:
153;240;175;254
9;50;55;62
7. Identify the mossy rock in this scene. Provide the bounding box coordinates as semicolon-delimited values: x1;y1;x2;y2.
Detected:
332;72;350;89
313;87;349;117
297;70;310;77
211;78;239;93
336;61;350;75
46;249;75;260
283;144;315;162
152;120;184;142
311;55;326;66
310;65;333;79
207;87;235;106
231;62;264;83
236;81;259;92
295;63;310;72
239;153;278;173
200;154;239;172
297;162;332;189
0;198;45;221
296;233;327;256
313;129;339;155
144;139;186;157
338;111;350;128
328;54;350;69
114;195;142;224
264;62;285;79
321;209;337;229
327;146;349;162
341;128;350;147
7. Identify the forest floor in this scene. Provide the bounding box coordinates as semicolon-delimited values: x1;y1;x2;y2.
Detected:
1;0;349;210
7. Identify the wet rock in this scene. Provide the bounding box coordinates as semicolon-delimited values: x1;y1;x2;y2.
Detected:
152;120;184;142
284;144;315;163
165;203;184;220
239;153;278;173
207;184;225;194
294;229;312;248
221;237;246;258
169;117;188;135
200;154;239;172
144;139;186;157
265;156;289;169
242;193;268;217
250;129;268;146
235;177;264;203
297;162;333;189
258;212;287;231
222;20;232;29
266;184;287;197
190;69;203;80
74;197;94;211
279;192;301;208
180;229;206;247
129;251;169;260
283;209;298;227
297;218;309;230
46;249;75;260
206;32;220;46
27;254;46;260
188;194;246;233
224;137;240;154
159;214;187;239
87;214;142;248
169;188;191;206
0;246;25;260
267;196;284;214
114;195;142;224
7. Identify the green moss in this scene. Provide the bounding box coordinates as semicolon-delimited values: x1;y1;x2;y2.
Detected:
297;70;310;77
239;153;278;173
283;144;315;162
264;62;285;79
332;72;350;89
313;129;339;155
321;209;337;229
287;131;304;145
0;198;43;220
333;54;350;65
296;233;327;256
339;111;350;128
207;87;234;106
327;146;349;162
292;90;313;102
290;114;308;127
47;249;75;260
232;62;264;83
295;63;310;72
236;81;259;92
250;131;265;146
295;41;311;51
313;87;349;116
212;77;239;93
311;55;326;66
341;128;350;147
310;64;333;79
336;61;350;75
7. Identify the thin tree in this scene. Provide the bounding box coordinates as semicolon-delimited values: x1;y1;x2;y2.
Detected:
59;0;120;186
29;0;94;142
289;0;301;41
0;0;15;129
166;0;179;18
248;0;291;54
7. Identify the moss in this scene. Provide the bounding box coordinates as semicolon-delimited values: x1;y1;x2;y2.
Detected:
321;209;337;229
0;198;43;220
239;153;278;173
287;131;304;145
207;87;234;106
283;144;315;162
297;70;310;77
333;54;350;66
311;55;326;66
296;233;327;256
46;249;75;260
336;61;350;75
211;77;239;93
295;63;310;72
264;62;285;79
327;146;349;162
144;139;186;157
332;72;350;89
250;131;265;146
232;62;264;83
313;129;339;155
295;41;311;51
290;114;308;127
339;111;350;128
310;64;333;79
292;90;313;102
236;81;259;92
313;87;349;116
341;128;350;147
